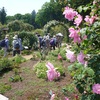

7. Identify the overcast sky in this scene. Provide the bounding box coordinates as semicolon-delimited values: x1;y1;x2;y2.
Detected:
0;0;50;16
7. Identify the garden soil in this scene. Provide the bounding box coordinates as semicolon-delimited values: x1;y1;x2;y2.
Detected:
1;58;77;100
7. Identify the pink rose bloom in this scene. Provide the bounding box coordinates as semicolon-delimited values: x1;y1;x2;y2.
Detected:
84;15;96;25
50;93;56;100
92;83;100;94
65;97;69;100
63;6;78;21
77;52;85;65
89;16;96;24
69;28;81;43
74;14;83;26
46;62;54;70
47;69;60;81
84;15;90;23
66;50;76;62
46;62;60;81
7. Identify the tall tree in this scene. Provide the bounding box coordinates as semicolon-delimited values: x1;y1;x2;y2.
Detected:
30;10;36;28
0;7;7;25
35;1;66;28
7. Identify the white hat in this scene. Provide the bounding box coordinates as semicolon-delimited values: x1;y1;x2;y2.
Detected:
56;33;63;37
13;35;18;39
5;35;9;39
53;35;56;38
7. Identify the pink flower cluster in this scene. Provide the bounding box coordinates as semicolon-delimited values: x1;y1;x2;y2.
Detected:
63;6;78;21
69;28;81;43
46;62;60;81
84;15;97;25
66;50;87;65
92;83;100;94
74;14;83;26
66;50;76;62
63;6;97;43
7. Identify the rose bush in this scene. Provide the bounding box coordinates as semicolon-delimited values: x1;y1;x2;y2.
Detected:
63;0;100;99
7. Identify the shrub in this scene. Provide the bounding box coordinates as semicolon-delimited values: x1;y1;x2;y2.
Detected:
0;58;13;72
11;55;26;64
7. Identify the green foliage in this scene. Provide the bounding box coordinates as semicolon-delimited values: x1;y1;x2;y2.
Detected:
59;48;66;60
0;83;11;94
88;54;100;83
18;31;37;49
0;58;13;72
33;29;43;35
32;52;41;60
34;60;65;79
68;62;95;94
22;50;32;55
34;62;47;79
11;55;26;64
7;20;34;32
0;49;4;57
9;75;23;82
0;7;6;25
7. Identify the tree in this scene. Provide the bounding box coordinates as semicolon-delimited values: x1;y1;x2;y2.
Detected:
30;10;36;28
35;1;66;28
7;20;34;32
0;7;7;25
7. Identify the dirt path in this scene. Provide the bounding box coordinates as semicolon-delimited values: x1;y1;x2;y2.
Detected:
22;54;33;60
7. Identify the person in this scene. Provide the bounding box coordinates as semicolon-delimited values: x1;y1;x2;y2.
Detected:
12;35;21;56
50;35;56;50
38;34;43;49
3;35;9;57
56;33;63;48
18;35;23;51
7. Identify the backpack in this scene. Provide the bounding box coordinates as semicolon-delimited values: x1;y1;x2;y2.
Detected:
14;40;20;49
50;39;55;46
41;39;46;46
0;39;6;47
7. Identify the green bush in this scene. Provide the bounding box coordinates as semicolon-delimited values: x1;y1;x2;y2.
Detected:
11;55;26;64
59;49;66;60
34;62;47;79
9;75;23;82
0;58;13;72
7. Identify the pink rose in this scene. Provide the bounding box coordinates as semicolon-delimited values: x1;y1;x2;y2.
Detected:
92;83;100;94
69;28;81;43
66;50;76;62
74;14;83;26
65;97;69;100
63;6;78;21
84;15;97;25
46;62;60;81
46;62;55;70
77;52;85;65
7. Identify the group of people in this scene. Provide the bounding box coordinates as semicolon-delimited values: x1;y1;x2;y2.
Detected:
0;33;63;57
36;33;63;51
0;34;22;57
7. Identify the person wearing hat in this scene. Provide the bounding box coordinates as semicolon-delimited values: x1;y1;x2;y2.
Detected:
12;35;21;56
3;35;9;57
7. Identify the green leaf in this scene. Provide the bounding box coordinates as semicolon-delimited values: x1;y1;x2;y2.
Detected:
83;7;89;12
86;68;94;76
77;6;83;13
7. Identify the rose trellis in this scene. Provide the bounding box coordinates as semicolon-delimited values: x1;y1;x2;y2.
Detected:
43;20;69;42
